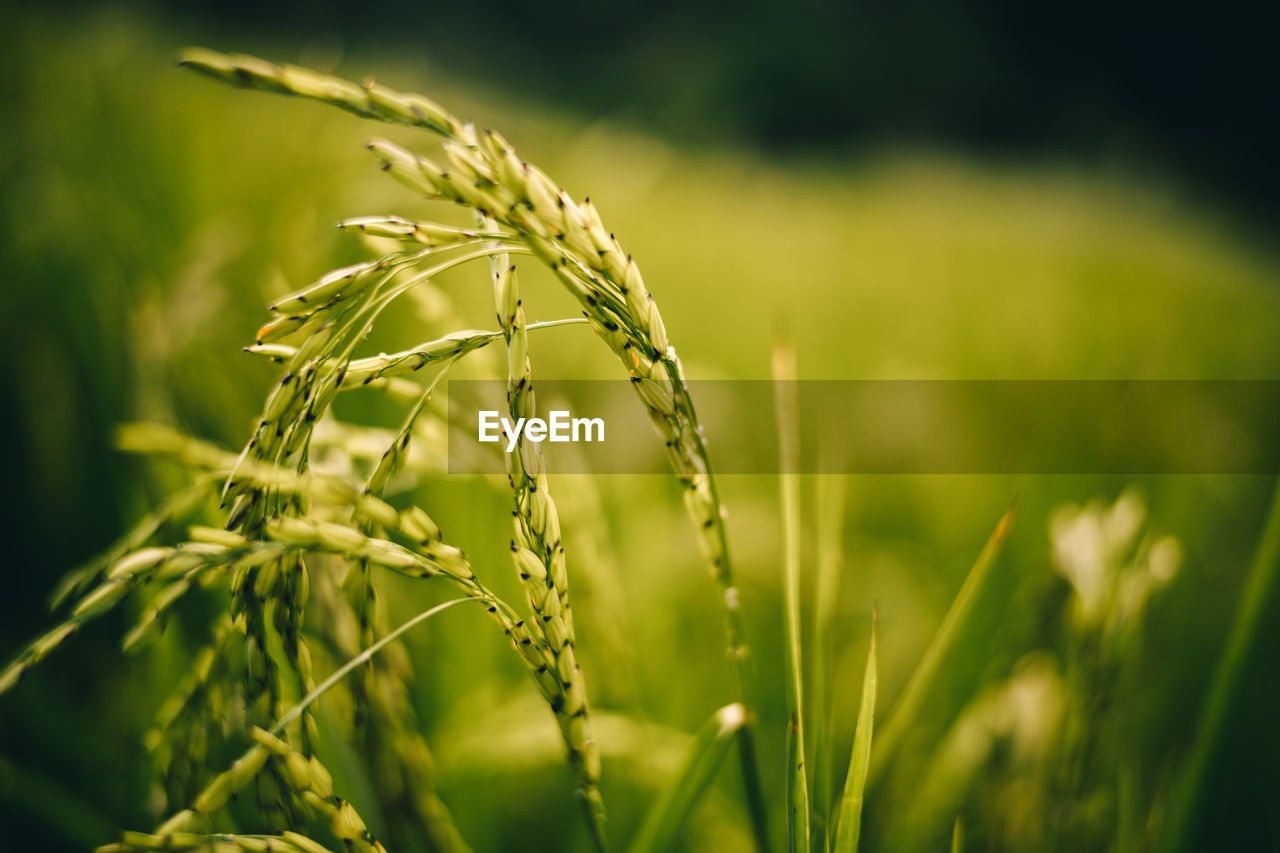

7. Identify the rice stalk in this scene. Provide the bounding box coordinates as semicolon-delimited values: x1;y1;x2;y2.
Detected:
203;232;521;833
177;46;769;850
547;438;642;708
242;319;583;388
772;343;809;853
488;219;607;847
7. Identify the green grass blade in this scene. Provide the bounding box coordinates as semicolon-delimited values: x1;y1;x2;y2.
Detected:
1157;477;1280;853
773;343;811;853
812;475;847;850
832;607;877;853
867;505;1014;787
736;721;773;853
951;814;964;853
626;704;749;853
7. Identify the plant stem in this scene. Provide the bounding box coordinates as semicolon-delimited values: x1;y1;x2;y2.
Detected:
667;367;772;853
698;448;772;853
774;344;810;853
271;597;469;736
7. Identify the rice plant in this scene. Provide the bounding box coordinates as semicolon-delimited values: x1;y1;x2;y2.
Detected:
3;47;1278;853
0;48;777;853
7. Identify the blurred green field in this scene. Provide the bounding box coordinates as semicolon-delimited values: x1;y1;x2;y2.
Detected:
2;11;1279;853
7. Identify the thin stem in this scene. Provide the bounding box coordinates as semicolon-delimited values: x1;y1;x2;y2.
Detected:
774;344;810;853
665;363;772;853
271;597;469;736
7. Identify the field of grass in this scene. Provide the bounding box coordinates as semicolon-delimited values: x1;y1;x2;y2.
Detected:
2;12;1279;853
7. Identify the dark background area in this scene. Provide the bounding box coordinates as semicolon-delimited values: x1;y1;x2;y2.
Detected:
51;0;1280;223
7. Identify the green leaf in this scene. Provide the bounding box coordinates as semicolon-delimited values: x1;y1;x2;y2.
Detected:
1158;477;1280;852
626;704;749;853
811;475;847;851
868;506;1013;787
832;608;877;853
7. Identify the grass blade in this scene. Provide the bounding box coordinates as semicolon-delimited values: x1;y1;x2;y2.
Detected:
1157;477;1280;852
867;505;1014;787
812;475;847;850
773;343;810;853
832;607;877;853
626;704;749;853
951;814;964;853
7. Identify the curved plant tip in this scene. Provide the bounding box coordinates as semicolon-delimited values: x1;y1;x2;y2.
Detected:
626;703;748;853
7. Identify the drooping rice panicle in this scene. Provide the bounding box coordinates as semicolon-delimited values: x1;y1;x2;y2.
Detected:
490;253;607;848
48;476;219;611
177;49;768;846
121;594;482;853
210;241;534;827
0;538;286;697
316;358;479;853
4;48;808;853
146;616;239;808
243;319;583;388
97;831;339;852
307;565;473;853
139;727;387;853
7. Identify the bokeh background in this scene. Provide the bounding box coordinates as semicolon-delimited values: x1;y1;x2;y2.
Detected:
2;3;1278;851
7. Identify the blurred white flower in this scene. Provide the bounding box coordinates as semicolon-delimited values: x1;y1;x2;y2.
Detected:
1049;487;1180;642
